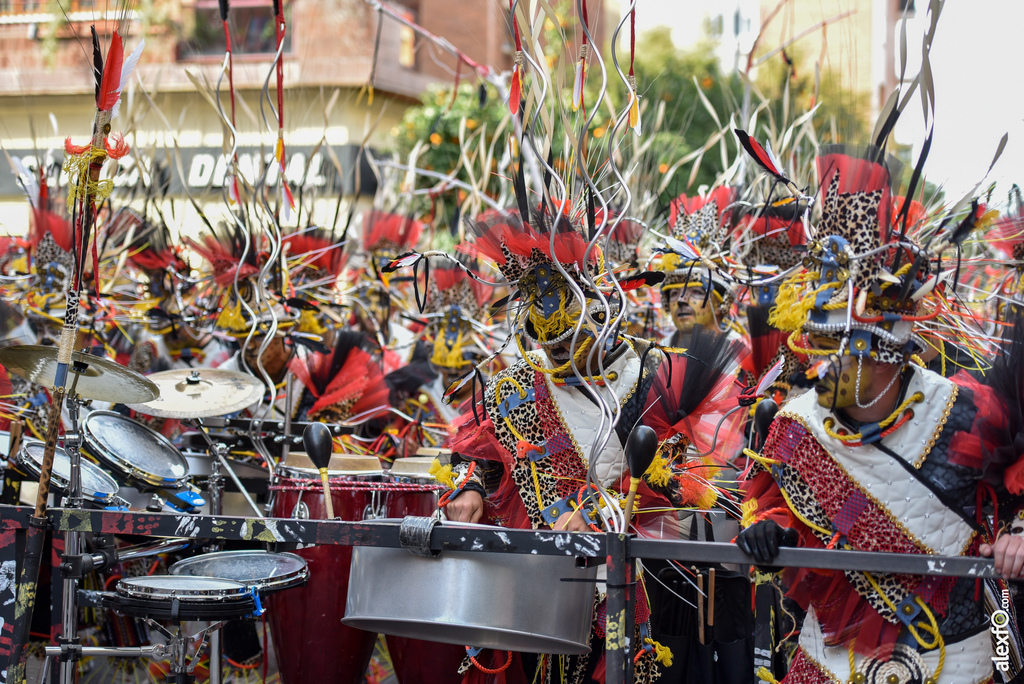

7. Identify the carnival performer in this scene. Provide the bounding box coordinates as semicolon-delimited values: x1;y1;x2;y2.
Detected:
418;201;748;684
353;209;425;373
737;144;1024;684
656;187;745;349
383;257;491;455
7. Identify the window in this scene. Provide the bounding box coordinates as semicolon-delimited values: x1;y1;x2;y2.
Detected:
188;0;292;57
0;0;44;14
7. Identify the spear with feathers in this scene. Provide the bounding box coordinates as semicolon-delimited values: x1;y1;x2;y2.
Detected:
6;7;143;682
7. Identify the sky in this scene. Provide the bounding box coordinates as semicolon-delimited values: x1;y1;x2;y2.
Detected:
619;0;1023;204
911;1;1024;202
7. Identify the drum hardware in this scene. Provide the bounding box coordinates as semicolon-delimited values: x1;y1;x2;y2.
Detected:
14;439;129;510
199;416;353;436
169;550;308;684
363;489;385;520
45;612;233;684
189;420;263;518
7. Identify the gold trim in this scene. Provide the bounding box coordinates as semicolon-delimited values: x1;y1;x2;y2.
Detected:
544;348;645;468
915;383;957;469
796;646;846;684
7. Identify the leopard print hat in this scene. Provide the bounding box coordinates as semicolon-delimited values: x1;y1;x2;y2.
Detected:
769;145;926;364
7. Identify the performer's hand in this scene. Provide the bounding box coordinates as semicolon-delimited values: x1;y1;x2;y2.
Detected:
553;509;589;532
981;534;1024;578
737;519;798;565
445;490;484;524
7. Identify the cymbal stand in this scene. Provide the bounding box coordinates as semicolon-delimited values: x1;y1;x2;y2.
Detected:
189;419;263;518
199;434;225;684
58;372;86;684
189;420;259;684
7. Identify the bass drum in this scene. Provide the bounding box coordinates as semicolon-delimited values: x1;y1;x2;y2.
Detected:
267;452;384;684
383;457;466;683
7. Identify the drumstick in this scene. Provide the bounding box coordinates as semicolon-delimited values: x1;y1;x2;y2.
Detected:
303;423;335;519
624;426;658;528
319;469;334;519
696;571;705;645
707;567;715;642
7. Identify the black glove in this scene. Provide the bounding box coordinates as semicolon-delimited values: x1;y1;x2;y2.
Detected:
737;519;799;566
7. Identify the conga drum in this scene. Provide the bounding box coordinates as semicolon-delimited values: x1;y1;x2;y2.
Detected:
267;452;384;684
383;456;466;684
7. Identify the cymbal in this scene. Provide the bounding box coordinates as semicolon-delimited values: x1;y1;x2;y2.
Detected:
125;368;264;419
0;345;159;404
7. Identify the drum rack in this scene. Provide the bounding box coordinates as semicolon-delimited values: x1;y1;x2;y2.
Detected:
0;504;998;684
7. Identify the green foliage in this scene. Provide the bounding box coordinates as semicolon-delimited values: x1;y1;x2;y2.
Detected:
41;0;65;69
393;81;509;183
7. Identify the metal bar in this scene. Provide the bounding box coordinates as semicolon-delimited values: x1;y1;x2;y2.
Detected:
604;533;630;684
0;505;996;576
44;645;165;658
629;538;998;578
197;417;353;435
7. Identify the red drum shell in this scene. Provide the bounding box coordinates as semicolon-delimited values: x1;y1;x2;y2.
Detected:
382;474;466;684
267;475;378;684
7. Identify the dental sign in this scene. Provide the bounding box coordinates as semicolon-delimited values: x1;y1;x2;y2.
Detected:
2;144;376;198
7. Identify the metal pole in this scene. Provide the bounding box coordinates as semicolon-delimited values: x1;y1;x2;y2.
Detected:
604;533;632;684
58;394;83;684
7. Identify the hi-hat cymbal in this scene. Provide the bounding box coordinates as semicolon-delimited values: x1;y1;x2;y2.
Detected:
125;368;264;419
0;345;159;404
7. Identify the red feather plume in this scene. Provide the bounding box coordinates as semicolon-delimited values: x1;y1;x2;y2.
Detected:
282;231;347;277
668;186;737;229
362;210;423;253
97;31;124;112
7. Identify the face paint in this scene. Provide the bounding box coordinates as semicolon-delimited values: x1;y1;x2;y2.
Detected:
667;285;717;333
805;335;890;411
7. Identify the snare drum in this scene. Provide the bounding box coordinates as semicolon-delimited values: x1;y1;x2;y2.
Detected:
383;457;464;684
169;550;308;596
82;411;204;512
113;576;256;622
267;452;384;684
16;439;122;508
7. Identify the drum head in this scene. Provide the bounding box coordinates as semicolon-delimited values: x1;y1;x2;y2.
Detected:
114;575;256;622
117;575;248;600
389;456;437;481
281;452;383;478
83;412;189;487
19;440;120;503
170;551;308;594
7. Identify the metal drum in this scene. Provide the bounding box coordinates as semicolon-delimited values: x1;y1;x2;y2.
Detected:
381;458;464;683
15;439;122;508
267;452;384;684
81;411;204;512
345;521;598;655
169;550;308;596
112;576;256;622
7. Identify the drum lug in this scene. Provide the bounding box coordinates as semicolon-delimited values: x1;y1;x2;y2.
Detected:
364;489;385;520
291;491;309;520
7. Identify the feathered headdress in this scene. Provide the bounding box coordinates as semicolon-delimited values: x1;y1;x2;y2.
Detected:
289;331;389;423
362;210;423;263
764;144;990;365
421;258;490;371
654;187;739;306
282;228;347;287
